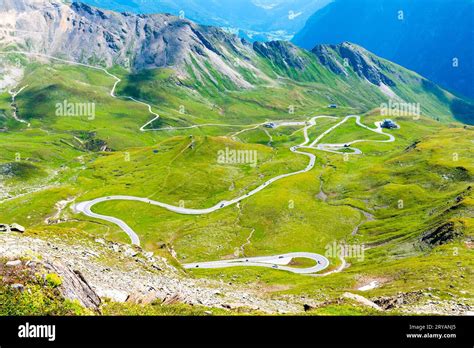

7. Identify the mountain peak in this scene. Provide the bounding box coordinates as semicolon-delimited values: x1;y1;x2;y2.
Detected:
1;0;257;88
1;0;469;124
293;0;473;99
312;42;396;87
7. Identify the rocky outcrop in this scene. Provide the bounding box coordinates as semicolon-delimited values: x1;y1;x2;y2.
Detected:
421;221;463;246
373;290;473;315
338;43;395;86
421;186;471;247
253;41;307;71
343;292;383;311
0;0;255;88
311;45;347;76
0;224;11;233
6;259;22;267
1;257;100;310
312;42;395;87
46;261;101;310
0;233;302;314
374;291;422;310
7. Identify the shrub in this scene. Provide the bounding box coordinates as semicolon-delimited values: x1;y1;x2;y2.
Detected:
45;273;62;288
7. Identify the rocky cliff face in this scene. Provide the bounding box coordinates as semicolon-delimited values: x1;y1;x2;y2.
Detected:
0;232;304;313
0;0;404;90
312;42;396;87
253;41;308;71
0;0;258;87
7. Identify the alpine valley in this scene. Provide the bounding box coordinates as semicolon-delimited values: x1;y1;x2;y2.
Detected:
0;0;472;316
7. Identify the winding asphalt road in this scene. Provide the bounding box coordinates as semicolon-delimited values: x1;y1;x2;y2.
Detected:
183;252;330;275
71;116;329;245
0;50;161;131
73;114;395;257
2;51;396;274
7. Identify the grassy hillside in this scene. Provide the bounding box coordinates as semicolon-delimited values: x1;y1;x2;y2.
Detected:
0;50;472;316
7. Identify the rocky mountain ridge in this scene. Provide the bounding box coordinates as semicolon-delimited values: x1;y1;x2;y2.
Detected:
312;42;396;86
0;0;440;94
2;231;471;315
1;0;259;87
293;0;474;99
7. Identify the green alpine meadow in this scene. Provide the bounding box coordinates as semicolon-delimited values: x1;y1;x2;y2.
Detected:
0;0;472;318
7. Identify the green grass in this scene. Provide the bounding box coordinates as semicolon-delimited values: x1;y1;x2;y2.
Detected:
320;117;388;144
102;301;240;316
0;52;472;316
0;257;89;316
288;257;318;269
0;284;88;316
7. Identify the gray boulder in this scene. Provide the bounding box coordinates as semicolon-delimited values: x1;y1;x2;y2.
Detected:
6;260;22;267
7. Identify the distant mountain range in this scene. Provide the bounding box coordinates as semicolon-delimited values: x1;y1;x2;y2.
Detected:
293;0;474;99
76;0;332;41
1;0;472;124
63;0;473;100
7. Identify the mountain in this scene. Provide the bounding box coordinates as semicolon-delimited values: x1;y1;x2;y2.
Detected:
293;0;474;100
0;0;473;318
76;0;332;41
0;0;258;88
1;0;472;123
